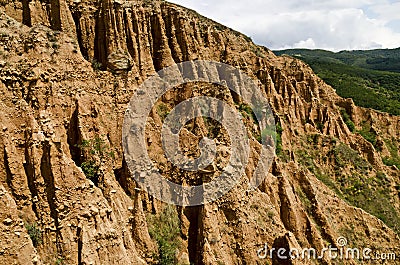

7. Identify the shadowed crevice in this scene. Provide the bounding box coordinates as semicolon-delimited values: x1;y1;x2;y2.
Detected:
185;206;204;265
22;0;32;27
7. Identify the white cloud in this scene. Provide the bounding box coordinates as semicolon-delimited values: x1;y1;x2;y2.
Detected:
292;38;317;49
369;2;400;21
168;0;400;51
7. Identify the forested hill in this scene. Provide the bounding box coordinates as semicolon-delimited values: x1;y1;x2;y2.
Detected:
274;48;400;72
274;48;400;116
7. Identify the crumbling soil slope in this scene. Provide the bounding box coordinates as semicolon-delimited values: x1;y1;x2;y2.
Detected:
0;0;399;264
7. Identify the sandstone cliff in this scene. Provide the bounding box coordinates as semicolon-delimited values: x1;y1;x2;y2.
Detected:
0;0;399;264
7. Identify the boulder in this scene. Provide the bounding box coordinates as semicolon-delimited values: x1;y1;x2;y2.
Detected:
107;51;133;72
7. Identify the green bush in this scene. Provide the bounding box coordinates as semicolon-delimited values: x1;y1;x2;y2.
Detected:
340;109;355;132
315;122;324;132
383;157;400;168
25;222;42;247
157;103;170;121
239;103;257;121
91;59;103;71
334;143;370;171
77;136;114;186
257;122;283;155
147;205;181;265
275;122;283;155
357;122;377;147
80;161;100;185
55;257;65;265
382;139;400;168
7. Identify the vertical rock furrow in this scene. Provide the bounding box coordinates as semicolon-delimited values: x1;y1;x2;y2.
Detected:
77;225;83;265
49;0;61;30
135;9;156;75
171;12;190;61
23;136;40;219
67;103;82;166
185;206;204;265
298;173;336;246
2;144;31;206
149;11;174;71
130;9;146;74
94;2;108;67
123;9;140;67
162;7;183;63
40;142;62;253
277;177;308;237
3;147;14;198
22;0;31;27
71;11;89;60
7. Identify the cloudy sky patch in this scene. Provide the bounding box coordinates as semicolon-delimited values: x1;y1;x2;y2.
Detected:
168;0;400;51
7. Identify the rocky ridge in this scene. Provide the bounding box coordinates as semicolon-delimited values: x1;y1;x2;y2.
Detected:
0;0;399;264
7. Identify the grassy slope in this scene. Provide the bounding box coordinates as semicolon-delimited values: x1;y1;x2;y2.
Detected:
274;49;400;233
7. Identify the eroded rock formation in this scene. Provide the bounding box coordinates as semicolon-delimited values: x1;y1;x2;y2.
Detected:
0;0;399;264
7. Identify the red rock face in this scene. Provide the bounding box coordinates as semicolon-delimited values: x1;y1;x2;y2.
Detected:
0;1;399;264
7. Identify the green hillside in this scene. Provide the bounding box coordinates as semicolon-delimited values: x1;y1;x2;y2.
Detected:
274;49;400;116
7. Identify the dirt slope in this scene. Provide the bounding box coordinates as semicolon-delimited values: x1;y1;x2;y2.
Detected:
0;0;399;264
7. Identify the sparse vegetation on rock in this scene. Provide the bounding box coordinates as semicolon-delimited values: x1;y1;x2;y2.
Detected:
0;2;399;264
147;206;182;265
25;222;42;247
77;136;114;186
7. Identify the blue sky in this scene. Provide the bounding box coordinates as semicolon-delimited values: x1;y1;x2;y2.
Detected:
168;0;400;51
